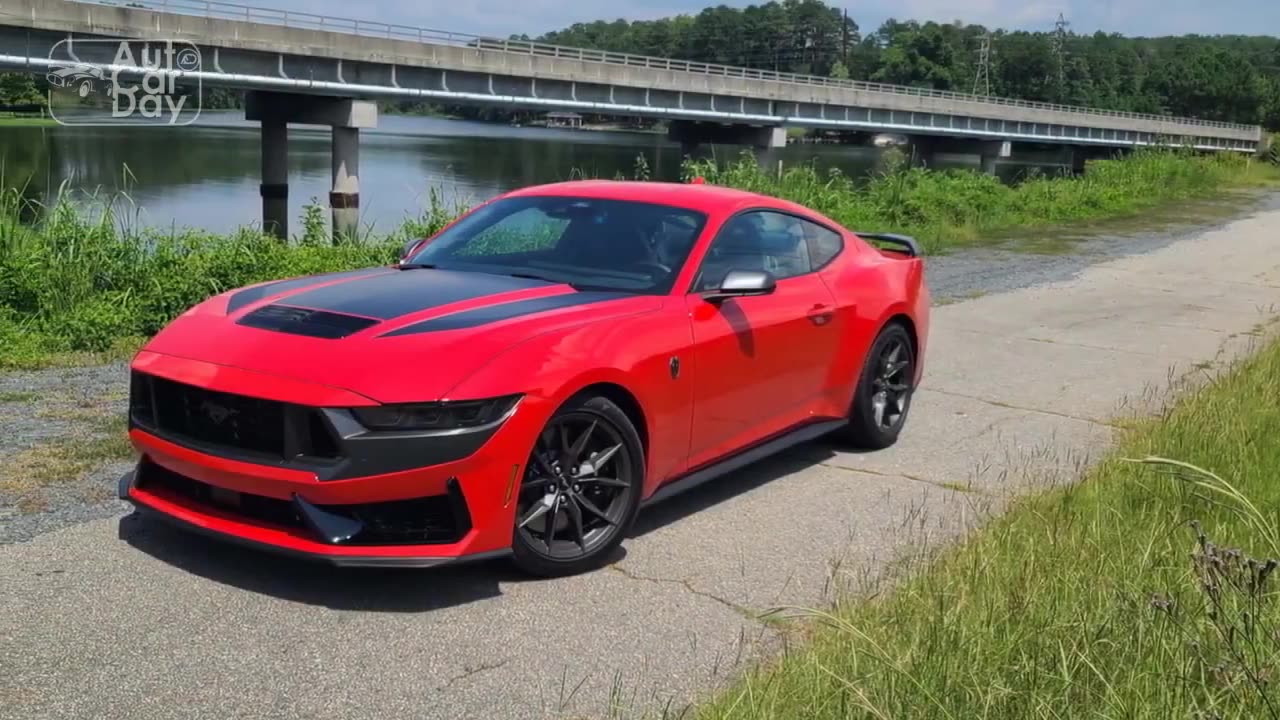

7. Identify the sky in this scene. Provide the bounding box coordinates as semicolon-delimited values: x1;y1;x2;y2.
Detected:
258;0;1280;41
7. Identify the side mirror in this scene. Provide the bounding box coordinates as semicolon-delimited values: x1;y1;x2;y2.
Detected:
701;270;777;303
399;237;424;263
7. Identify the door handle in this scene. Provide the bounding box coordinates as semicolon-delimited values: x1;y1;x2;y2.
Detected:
807;303;834;326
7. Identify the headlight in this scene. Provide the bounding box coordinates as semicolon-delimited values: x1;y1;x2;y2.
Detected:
350;394;522;432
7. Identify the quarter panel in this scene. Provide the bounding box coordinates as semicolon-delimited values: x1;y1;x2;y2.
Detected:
818;245;929;408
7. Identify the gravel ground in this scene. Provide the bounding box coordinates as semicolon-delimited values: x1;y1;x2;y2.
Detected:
1;188;1276;546
0;362;134;544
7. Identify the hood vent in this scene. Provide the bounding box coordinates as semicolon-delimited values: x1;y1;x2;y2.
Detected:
237;304;379;339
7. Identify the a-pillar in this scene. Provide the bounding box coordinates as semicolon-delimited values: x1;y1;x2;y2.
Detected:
331;127;360;241
260;119;288;239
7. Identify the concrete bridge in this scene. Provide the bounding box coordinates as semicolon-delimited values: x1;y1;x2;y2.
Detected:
0;0;1268;237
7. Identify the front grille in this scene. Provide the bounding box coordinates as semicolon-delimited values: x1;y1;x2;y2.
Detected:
137;460;470;545
130;371;340;461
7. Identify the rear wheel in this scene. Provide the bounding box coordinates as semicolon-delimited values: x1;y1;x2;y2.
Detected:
835;322;916;450
511;395;643;577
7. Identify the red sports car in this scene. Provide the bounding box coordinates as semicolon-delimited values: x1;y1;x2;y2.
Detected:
120;179;930;576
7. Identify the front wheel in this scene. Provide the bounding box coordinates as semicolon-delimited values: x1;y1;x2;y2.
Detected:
834;322;916;450
511;395;644;577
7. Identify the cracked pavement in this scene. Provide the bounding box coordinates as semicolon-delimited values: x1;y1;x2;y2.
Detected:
3;198;1280;720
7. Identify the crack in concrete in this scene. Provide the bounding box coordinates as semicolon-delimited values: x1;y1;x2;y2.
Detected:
1090;266;1280;290
951;327;1193;360
607;564;760;622
920;387;1119;428
442;659;511;689
1020;334;1196;359
817;462;989;496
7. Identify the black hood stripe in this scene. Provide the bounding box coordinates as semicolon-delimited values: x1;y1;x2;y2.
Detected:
380;292;629;336
237;305;380;339
283;268;558;320
226;267;393;314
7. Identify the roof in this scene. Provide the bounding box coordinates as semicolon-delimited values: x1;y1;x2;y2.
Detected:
502;179;795;215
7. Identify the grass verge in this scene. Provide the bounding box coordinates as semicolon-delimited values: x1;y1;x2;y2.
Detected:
0;414;132;513
695;333;1280;719
1;148;1275;370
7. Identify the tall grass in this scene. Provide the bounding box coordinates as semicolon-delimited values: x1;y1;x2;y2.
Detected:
696;335;1280;720
683;146;1277;253
0;185;460;367
0;148;1272;369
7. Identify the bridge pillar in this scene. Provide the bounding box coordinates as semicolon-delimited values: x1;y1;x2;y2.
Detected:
1069;146;1128;176
1070;149;1089;176
331;127;360;242
907;136;937;167
910;136;1011;175
977;140;1012;176
260;119;289;239
668;121;787;156
246;91;377;243
757;127;788;149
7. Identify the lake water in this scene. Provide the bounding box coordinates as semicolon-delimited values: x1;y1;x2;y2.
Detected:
0;112;1057;236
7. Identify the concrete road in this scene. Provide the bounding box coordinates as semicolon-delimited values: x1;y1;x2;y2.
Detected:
3;204;1280;720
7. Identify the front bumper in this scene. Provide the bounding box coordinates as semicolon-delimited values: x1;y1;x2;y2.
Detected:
119;467;511;568
119;354;552;567
120;414;542;565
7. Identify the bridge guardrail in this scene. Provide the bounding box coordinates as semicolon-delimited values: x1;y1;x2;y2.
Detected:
76;0;1261;136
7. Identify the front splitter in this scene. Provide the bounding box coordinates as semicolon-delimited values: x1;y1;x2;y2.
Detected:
117;470;511;569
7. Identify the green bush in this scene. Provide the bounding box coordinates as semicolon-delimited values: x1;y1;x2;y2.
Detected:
683;146;1274;253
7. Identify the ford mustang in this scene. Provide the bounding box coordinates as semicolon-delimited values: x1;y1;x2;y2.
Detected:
119;179;930;576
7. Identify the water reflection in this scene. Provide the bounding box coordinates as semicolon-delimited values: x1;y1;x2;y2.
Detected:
1;112;1064;235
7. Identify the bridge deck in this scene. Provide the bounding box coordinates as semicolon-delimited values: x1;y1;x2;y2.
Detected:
0;0;1264;152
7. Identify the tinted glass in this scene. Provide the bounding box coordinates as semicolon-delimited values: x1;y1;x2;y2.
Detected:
693;211;814;291
805;222;844;269
406;196;708;294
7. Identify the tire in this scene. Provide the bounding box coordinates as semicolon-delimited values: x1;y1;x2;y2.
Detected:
511;394;644;577
835;322;916;450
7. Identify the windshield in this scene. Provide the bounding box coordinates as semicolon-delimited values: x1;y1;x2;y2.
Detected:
403;196;708;294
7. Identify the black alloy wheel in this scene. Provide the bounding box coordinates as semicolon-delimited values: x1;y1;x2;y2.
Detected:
512;395;643;577
838;322;917;450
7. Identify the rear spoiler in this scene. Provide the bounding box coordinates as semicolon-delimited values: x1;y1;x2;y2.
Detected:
855;232;922;258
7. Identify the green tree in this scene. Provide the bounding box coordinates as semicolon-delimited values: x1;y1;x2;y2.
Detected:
0;73;45;108
522;0;1280;128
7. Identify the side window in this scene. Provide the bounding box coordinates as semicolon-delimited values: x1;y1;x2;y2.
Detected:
694;211;814;291
804;222;844;270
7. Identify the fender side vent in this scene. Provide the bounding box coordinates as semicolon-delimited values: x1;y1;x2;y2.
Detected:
237;304;378;339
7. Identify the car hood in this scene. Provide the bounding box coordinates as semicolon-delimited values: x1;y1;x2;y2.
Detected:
141;266;661;404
